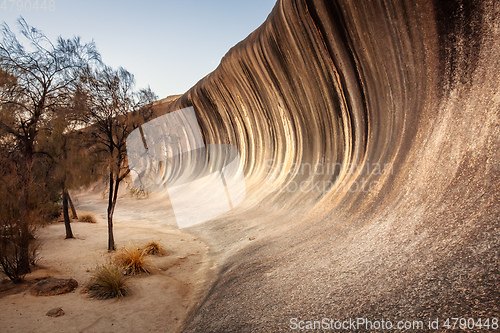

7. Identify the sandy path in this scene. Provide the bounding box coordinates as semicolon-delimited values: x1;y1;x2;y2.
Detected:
0;191;216;333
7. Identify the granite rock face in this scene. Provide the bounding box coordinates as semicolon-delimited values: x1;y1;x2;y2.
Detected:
152;0;499;331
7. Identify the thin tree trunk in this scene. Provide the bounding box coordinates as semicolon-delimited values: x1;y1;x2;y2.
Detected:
67;192;78;219
107;212;114;251
62;188;74;239
107;171;115;251
107;170;123;252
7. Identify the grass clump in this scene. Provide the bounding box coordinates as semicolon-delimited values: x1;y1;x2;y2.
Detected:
87;263;128;299
115;246;150;275
79;214;96;223
141;241;165;256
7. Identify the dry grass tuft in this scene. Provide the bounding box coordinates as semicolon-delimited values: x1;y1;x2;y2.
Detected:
142;241;165;256
79;214;96;223
115;246;150;275
86;263;128;299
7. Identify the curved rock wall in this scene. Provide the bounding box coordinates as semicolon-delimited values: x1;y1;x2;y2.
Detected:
152;0;499;331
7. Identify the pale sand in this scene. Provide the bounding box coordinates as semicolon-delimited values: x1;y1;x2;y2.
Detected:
0;191;216;333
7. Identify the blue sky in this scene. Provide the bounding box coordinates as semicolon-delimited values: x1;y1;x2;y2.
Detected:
0;0;276;98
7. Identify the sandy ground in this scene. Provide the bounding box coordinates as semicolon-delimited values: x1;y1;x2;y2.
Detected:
0;191;216;333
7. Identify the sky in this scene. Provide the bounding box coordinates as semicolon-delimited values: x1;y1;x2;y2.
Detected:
0;0;277;98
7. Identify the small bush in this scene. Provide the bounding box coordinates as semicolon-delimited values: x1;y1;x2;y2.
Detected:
142;241;165;256
0;224;38;283
129;187;149;199
0;238;27;283
79;214;96;223
29;240;41;266
43;202;61;222
115;246;150;275
86;263;128;299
